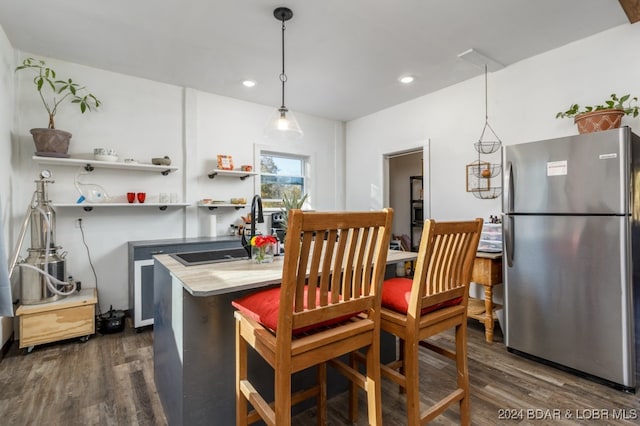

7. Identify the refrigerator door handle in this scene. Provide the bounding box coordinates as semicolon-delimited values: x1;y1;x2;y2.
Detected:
504;161;513;214
503;160;514;267
505;215;514;267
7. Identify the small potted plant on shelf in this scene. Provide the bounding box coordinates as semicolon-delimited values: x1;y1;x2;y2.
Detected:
556;93;639;134
15;57;102;156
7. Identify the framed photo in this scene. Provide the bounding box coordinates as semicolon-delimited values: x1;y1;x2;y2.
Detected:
466;161;490;192
217;155;234;170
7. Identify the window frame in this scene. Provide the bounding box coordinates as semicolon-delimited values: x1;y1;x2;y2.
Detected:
255;148;312;210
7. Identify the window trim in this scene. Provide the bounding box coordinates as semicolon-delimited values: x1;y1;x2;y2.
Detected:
254;144;313;211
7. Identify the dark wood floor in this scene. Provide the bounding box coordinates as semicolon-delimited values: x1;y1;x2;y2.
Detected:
0;320;638;425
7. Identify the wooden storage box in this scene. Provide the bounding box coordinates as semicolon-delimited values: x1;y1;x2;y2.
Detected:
16;288;97;349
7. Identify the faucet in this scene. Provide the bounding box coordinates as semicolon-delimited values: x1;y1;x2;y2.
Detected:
241;194;264;257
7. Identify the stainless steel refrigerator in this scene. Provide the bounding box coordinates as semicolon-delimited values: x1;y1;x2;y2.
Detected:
503;126;639;391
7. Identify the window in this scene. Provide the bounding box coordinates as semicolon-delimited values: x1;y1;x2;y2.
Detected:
260;152;307;208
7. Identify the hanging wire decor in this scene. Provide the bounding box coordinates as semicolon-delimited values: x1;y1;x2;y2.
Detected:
470;160;502;179
472;186;502;199
474;64;502;154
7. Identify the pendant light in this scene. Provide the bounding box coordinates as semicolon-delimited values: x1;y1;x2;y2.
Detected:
264;7;303;140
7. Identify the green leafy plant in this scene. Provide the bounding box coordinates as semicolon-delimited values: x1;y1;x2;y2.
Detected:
16;57;102;129
556;93;639;119
280;191;308;230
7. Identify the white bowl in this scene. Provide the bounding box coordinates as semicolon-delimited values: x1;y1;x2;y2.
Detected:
95;154;118;162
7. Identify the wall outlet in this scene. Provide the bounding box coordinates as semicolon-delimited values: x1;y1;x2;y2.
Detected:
75;218;83;229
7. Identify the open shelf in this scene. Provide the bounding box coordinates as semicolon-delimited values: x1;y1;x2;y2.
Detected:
32;155;178;175
197;203;247;210
207;169;257;180
52;202;189;212
467;298;503;322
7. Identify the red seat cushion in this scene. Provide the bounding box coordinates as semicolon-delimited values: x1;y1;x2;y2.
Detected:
381;277;462;315
232;286;356;335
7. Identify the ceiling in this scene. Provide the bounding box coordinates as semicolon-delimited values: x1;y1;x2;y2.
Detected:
0;1;631;122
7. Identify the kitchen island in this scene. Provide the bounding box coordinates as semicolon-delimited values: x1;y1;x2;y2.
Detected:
153;250;417;426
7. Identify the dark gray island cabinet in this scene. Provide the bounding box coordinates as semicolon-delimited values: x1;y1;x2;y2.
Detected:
128;236;240;329
153;250;417;426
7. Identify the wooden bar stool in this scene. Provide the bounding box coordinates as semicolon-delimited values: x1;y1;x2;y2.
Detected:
232;208;393;426
352;218;482;425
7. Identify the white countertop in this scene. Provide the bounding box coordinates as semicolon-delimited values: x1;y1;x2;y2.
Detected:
154;249;418;297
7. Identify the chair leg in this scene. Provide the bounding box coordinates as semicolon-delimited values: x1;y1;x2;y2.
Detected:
455;323;471;426
398;338;406;394
235;318;248;426
317;362;327;426
365;342;383;426
348;352;359;423
274;363;292;426
404;340;421;425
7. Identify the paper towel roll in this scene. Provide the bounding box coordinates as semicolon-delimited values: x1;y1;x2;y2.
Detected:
206;215;217;237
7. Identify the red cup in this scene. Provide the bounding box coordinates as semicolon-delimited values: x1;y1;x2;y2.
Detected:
127;192;135;203
137;192;146;203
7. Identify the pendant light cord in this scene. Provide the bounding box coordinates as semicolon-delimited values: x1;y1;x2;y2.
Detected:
484;64;488;122
280;18;287;109
478;63;501;144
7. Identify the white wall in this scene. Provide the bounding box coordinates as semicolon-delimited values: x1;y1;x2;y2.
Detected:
0;25;15;348
191;91;345;237
345;23;640;223
10;54;345;313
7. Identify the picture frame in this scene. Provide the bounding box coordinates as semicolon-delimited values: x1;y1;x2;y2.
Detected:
466;161;491;192
217;155;234;170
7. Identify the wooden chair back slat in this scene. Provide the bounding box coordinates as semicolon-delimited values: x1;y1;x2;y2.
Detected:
362;227;379;296
352;227;366;299
330;228;347;304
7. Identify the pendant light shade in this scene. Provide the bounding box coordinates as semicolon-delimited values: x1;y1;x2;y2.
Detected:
265;7;303;140
265;106;303;140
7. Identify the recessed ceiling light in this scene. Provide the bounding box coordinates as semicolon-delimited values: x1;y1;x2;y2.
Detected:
399;75;414;84
242;80;256;88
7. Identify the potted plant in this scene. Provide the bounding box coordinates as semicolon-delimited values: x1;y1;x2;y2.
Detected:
280;190;308;231
556;93;639;134
16;57;102;155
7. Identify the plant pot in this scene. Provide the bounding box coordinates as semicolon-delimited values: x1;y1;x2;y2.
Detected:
30;128;72;156
574;109;624;134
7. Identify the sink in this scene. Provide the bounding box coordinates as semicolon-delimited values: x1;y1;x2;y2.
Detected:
170;248;249;266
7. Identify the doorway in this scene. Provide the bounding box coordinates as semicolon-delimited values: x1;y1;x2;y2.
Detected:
383;142;429;251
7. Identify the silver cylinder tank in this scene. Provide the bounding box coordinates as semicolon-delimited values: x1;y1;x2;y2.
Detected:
30;182;56;251
20;249;69;305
